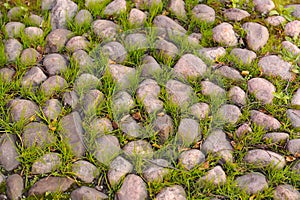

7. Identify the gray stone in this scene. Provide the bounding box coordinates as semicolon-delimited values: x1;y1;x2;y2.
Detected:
120;115;143;138
143;159;170;182
66;36;90;52
179;149;205;170
176;118;201;146
72;50;94;72
63;90;79;109
108;64;136;90
230;48;257;65
88;118;113;135
8;99;39;122
258;55;293;80
216;104;241;124
60;112;85;157
223;8;250;21
104;0;126;16
214;66;243;81
287;139;300;156
265;16;286;26
28;177;75;196
192;4;215;23
244;149;286;169
81;89;104;114
7;7;24;21
200;166;226;185
228;86;247;106
155;39;179;60
292;161;300;174
43;53;67;75
42;99;62;120
235;172;268;195
212;23;237;46
263;132;289;144
24;27;44;41
112;91;135;117
51;0;78;30
45;29;73;53
274;184;300;200
153;114;174;144
250;110;280;130
292;88;300;106
128;9;146;26
248;78;275;104
0;134;20;171
235;123;252;138
286;4;300;19
6;174;23;200
72;160;99;183
168;0;186;19
40;75;68;96
93;135;121;165
74;73;101;93
156;185;186;200
166;80;194;107
136;79;163;114
31;153;61;174
133;0;161;9
108;156;133;186
92;20;118;40
123;140;153;158
42;0;56;10
198;47;226;61
0;67;15;82
75;9;93;26
0;173;5;185
28;14;43;27
22;122;54;147
21;67;47;88
124;33;148;50
174;54;207;79
282;40;300;56
5;39;23;62
242;22;269;51
102;41;127;63
20;48;40;66
188;33;202;45
141;55;161;78
5;22;25;38
71;186;108;200
253;0;275;14
153;15;186;34
201;80;226;98
287;109;300;128
201;129;233;162
190;103;210;120
116;174;148;200
284;20;300;37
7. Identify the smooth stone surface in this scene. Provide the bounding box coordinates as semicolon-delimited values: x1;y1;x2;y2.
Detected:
0;134;20;171
21;66;47;88
102;41;127;63
176;118;201;146
216;104;241;124
0;67;15;82
228;86;247;106
179;149;205;170
40;75;68;96
274;184;300;200
236;123;252;138
198;47;226;61
250;110;281;130
72;160;99;183
22;122;54;147
286;4;300;19
92;20;118;40
153;114;174;143
63;90;79;109
214;65;243;81
128;8;146;25
20;48;40;66
192;4;215;23
286;139;300;156
223;8;250;21
71;186;108;200
31;153;61;174
88;117;113;135
201;81;226;98
74;73;101;93
123;140;153;158
43;53;67;75
165;80;194;107
142;159;169;182
45;29;73;53
284;20;300;37
265;16;286;26
190;103;210;120
104;0;126;16
66;36;90;52
108;156;133;186
120;115;143;138
282;40;300;56
235;172;268;195
230;48;257;65
287;109;300;128
5;22;25;38
6;174;23;200
156;185;187;200
112;91;135;117
8;99;39;122
155;39;179;59
81;89;104;113
168;0;186;19
24;27;44;41
212;22;237;46
74;9;93;26
253;0;275;14
263;132;289;144
72;50;94;72
200;166;226;185
242;22;269;51
124;33;148;50
5;39;23;62
108;64;136;90
248;78;276;104
153;15;186;34
28;14;43;26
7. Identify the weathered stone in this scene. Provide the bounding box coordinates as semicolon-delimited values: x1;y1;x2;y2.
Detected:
45;29;73;53
66;36;90;52
287;139;300;156
153;114;174;143
166;80;194;107
198;47;226;61
190;103;210;120
143;159;169;182
7;7;24;21
42;0;56;10
201;129;233;162
123;140;153;158
253;0;275;14
176;118;201;146
22;122;54;147
128;9;146;26
104;0;126;16
223;8;250;21
108;64;136;90
28;14;43;26
292;161;300;174
108;156;133;186
60;112;85;157
8;99;39;122
282;40;300;56
156;185;186;200
74;9;93;26
168;0;186;19
51;0;78;30
287;109;300;128
265;16;286;26
235;123;252;138
284;20;300;37
63;90;79;109
5;22;25;38
0;134;20;171
120;115;143;138
244;149;286;169
24;27;44;41
286;4;300;19
250;110;281;130
31;153;61;174
214;65;243;81
88;118;113;135
263;132;289;144
192;4;215;23
200;166;226;185
292;88;300;106
133;0;161;9
201;80;226;98
116;174;148;200
141;55;161;78
242;22;269;51
43;53;68;75
72;160;99;183
228;86;247;106
92;20;118;40
248;78;276;104
40;75;68;96
216;104;241;124
0;67;15;82
102;41;127;63
74;73;101;93
230;48;257;65
155;39;179;59
21;67;47;88
6;174;23;200
112;91;135;117
124;33;148;50
212;23;237;46
274;184;300;200
28;177;75;196
81;89;104;113
179;149;205;170
153;15;186;35
174;54;207;79
71;186;108;200
5;39;23;62
72;50;94;72
20;48;40;66
235;172;268;195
